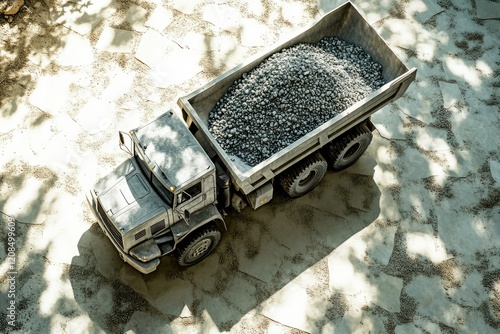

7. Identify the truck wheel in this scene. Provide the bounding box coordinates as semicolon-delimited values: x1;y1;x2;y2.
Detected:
323;124;372;171
177;226;221;266
280;151;328;198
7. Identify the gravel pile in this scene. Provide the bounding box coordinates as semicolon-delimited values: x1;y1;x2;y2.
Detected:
208;37;386;166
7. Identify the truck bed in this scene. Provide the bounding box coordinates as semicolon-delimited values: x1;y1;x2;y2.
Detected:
178;1;416;195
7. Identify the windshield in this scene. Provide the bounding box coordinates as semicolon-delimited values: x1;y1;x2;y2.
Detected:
134;144;174;206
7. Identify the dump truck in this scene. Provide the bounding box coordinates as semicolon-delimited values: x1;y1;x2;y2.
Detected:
87;1;416;274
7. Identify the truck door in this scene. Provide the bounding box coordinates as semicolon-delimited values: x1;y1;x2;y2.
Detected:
176;181;205;214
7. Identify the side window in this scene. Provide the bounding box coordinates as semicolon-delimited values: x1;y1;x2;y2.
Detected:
177;182;202;204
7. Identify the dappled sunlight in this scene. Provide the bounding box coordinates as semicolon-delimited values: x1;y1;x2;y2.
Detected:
50;0;115;35
39;263;75;316
95;26;136;53
443;55;482;87
150;49;203;88
55;32;94;66
28;71;73;115
379;18;436;61
405;232;450;264
1;0;499;332
405;275;467;328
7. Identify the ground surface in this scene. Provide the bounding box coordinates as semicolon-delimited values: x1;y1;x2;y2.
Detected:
1;0;499;333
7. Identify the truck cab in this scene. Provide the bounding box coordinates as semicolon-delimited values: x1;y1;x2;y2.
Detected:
87;110;225;274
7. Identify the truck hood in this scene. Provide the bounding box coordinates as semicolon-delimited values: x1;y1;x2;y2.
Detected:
94;158;169;234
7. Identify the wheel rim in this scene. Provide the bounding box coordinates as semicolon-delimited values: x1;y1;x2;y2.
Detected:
298;169;318;187
189;239;212;260
343;142;361;160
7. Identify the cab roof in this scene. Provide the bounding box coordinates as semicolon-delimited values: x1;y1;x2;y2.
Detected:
133;110;214;191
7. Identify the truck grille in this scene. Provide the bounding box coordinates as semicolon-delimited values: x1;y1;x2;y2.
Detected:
97;200;124;249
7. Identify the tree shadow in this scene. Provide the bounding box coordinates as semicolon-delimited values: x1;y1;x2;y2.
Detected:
2;0;499;332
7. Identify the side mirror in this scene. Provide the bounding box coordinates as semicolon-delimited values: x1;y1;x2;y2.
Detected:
184;209;191;221
119;131;133;155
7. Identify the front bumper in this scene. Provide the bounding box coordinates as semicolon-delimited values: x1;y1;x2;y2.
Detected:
85;190;160;274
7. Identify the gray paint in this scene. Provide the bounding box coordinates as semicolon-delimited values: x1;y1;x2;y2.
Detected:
178;1;416;195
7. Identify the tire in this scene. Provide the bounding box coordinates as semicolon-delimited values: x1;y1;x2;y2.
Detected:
279;151;328;198
323;124;372;171
177;226;221;266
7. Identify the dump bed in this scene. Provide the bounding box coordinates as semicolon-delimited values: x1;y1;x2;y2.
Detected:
178;1;416;195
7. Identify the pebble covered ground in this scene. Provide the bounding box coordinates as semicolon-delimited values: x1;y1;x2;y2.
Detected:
209;37;385;166
0;0;499;333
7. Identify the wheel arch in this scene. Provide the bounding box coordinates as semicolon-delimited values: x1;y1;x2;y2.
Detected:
173;204;225;248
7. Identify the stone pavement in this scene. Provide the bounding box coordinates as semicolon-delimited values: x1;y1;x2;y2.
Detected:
1;0;499;333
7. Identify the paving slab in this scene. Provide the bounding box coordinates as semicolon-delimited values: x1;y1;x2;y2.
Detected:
442;55;482;87
438;81;462;109
413;126;450;151
327;306;388;334
398;86;437;125
398;186;435;225
345;155;377;176
405;275;473;329
373;165;399;188
241;18;270;47
489;160;500;184
219;276;258;313
448;270;489;307
75;98;116;134
145;6;174;32
50;0;113;35
124;311;174;334
476;0;500;19
177;32;220;51
318;0;391;24
371;103;408;140
203;4;242;32
294;175;351;219
134;29;180;68
353;1;392;24
149;49;203;87
405;231;452;264
378;18;435;61
370;272;404;313
261;266;328;333
28;72;73;115
437;210;499;257
55;32;94;67
95;27;136;53
280;1;310;26
172;0;201;15
101;70;135;101
119;265;148;296
1;178;48;224
405;0;445;23
412;316;442;334
328;224;397;294
450;107;500;154
234;228;285;284
396;148;445;180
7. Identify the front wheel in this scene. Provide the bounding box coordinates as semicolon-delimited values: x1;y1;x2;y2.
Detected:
323;124;373;171
177;226;221;266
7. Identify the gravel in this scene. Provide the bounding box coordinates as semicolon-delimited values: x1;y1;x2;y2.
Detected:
208;37;386;166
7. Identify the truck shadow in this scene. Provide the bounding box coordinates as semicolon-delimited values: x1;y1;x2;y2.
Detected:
70;167;381;332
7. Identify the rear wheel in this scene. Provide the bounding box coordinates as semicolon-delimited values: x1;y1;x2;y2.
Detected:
177;226;221;266
279;151;328;198
323;124;372;171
